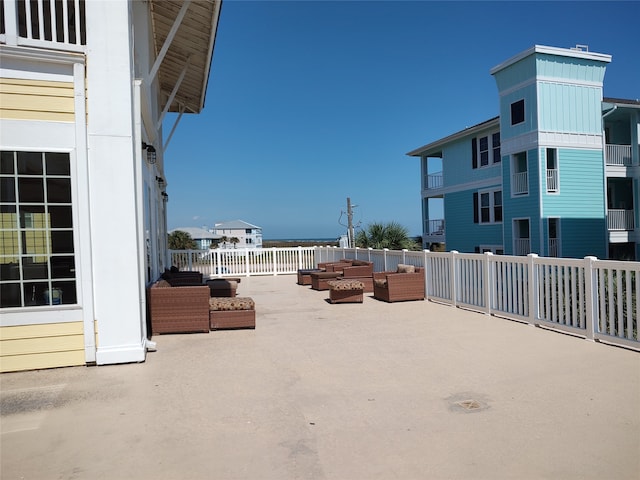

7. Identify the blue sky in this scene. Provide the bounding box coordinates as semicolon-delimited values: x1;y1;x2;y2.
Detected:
163;0;639;240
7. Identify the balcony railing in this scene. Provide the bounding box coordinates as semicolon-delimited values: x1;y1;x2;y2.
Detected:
424;219;445;236
515;238;531;256
605;144;632;166
607;209;635;231
548;238;559;257
546;169;558;192
0;0;86;52
512;171;528;195
424;172;443;190
170;247;639;351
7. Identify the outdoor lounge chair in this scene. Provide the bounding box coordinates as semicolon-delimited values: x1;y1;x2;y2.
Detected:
373;265;425;302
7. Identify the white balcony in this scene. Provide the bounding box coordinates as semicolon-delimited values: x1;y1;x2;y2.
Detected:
546;169;558;192
424;172;443;190
515;238;531;256
424;219;445;237
0;0;86;53
605;144;633;166
607;209;635;231
512;171;528;195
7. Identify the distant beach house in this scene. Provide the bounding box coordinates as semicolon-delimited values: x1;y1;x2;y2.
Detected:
170;227;222;250
408;44;639;260
212;220;263;249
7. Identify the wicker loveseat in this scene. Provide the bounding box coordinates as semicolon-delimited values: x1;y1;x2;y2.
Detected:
148;280;210;334
373;265;425;303
340;260;374;292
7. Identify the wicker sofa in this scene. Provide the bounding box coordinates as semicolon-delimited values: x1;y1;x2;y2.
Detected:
373;265;425;303
148;280;210;334
340;261;374;292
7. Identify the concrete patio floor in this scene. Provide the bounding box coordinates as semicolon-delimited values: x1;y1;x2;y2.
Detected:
1;275;639;480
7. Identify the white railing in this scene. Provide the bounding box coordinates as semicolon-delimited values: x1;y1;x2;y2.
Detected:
605;144;632;166
168;247;639;350
546;169;558;192
0;0;86;52
424;219;445;236
515;238;531;256
425;172;443;190
512;171;529;195
607;209;635;231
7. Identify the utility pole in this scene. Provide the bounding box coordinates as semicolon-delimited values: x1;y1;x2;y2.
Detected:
347;197;354;248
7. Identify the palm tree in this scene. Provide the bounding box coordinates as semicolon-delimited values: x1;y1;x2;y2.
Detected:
229;237;240;249
216;235;228;249
355;222;420;251
168;230;197;250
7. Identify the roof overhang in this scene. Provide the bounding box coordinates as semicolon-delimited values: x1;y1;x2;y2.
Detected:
149;0;222;115
407;117;500;157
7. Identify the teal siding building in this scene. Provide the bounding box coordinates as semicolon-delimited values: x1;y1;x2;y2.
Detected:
409;45;639;260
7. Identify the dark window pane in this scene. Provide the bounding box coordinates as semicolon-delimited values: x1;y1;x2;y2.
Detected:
1;261;21;280
17;151;43;175
22;258;49;279
52;281;76;305
479;137;488;151
20;205;47;228
0;231;19;255
0;177;16;202
511;99;525;125
481;209;490;223
49;206;73;228
51;256;75;278
494;191;502;206
42;284;63;305
0;205;17;228
46;153;70;175
1;151;15;174
495;207;503;222
18;177;44;202
47;178;71;203
480;151;489;166
51;230;74;253
23;282;48;306
480;193;489;207
1;283;22;307
22;227;49;253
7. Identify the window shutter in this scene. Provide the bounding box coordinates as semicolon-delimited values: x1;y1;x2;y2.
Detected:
472;137;477;169
473;192;479;223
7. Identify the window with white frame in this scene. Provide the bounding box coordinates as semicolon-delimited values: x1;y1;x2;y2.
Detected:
511;151;528;195
474;189;502;224
472;132;501;168
0;151;77;308
548;218;560;257
546;148;558;193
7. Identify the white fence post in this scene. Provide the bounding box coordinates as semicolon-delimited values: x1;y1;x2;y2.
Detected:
188;250;193;271
450;250;458;308
272;247;277;276
383;249;389;271
583;256;598;341
423;249;430;301
527;254;538;324
483;252;493;315
244;248;250;276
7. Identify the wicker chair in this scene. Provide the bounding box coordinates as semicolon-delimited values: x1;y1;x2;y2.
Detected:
148;281;210;334
373;266;425;303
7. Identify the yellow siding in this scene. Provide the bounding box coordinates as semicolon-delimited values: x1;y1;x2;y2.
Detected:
0;78;75;122
0;322;85;373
